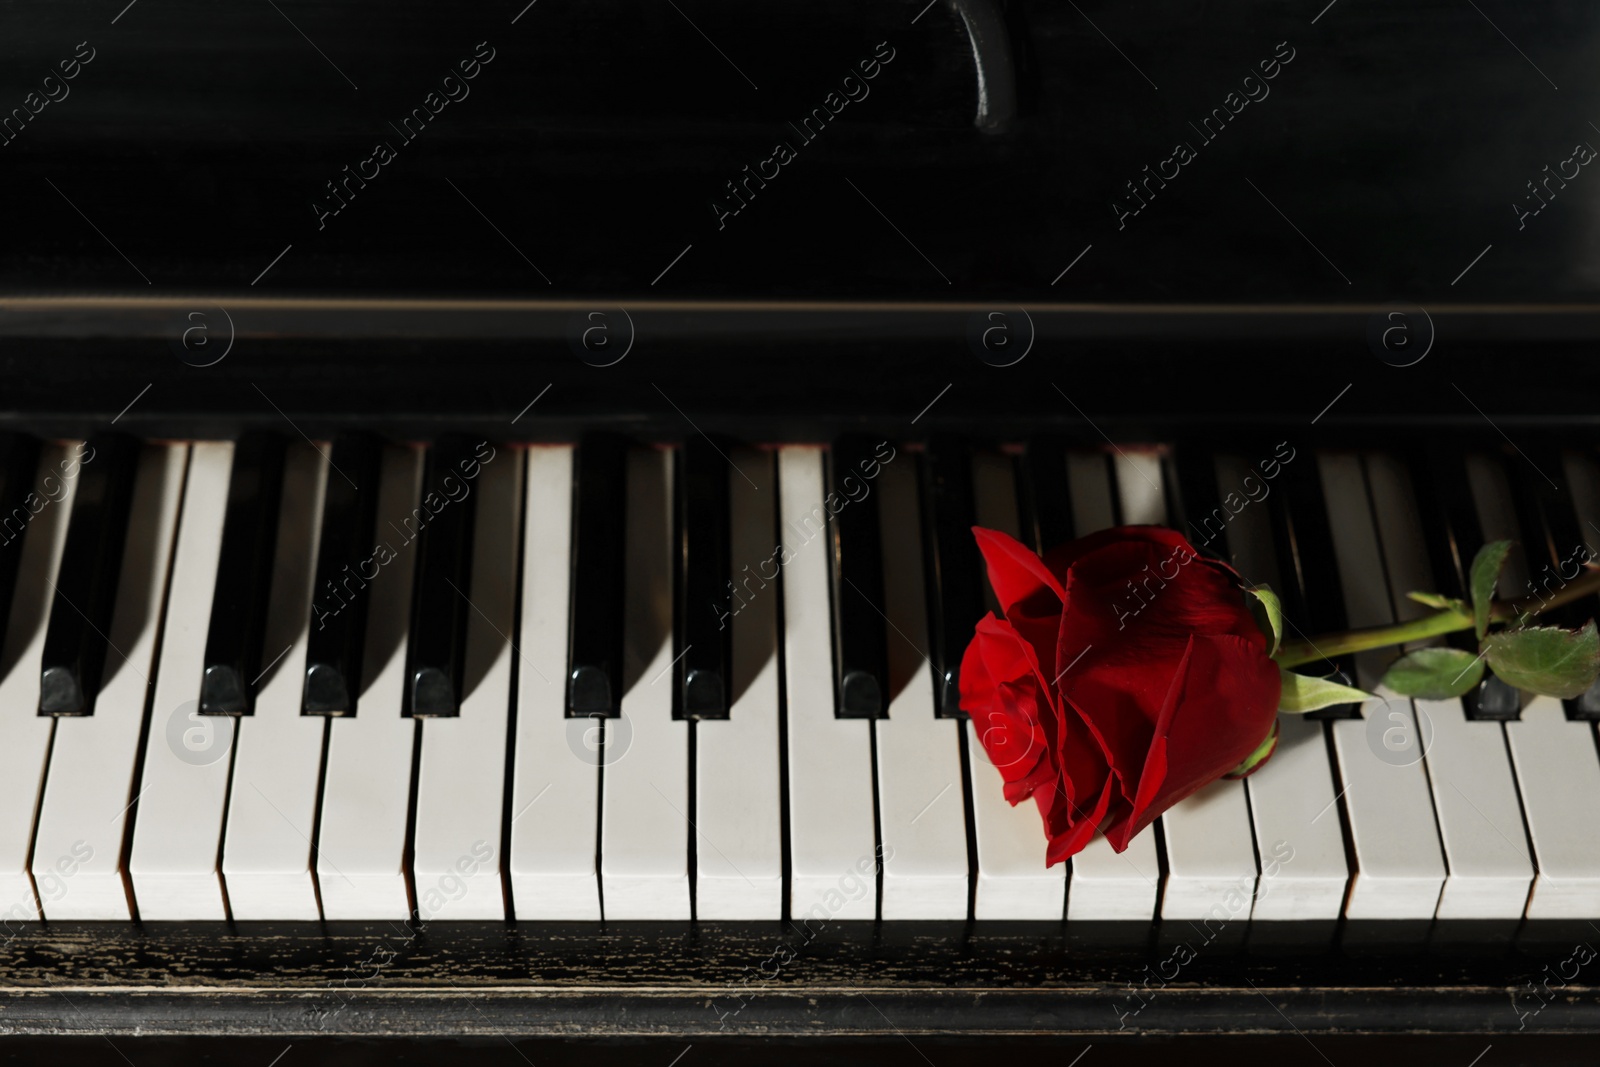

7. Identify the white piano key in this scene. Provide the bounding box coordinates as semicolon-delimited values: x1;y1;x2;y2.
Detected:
873;453;967;920
1213;454;1348;921
600;447;690;919
781;447;877;922
32;444;185;920
1113;450;1260;920
1066;451;1118;534
1506;698;1600;917
1111;450;1167;529
221;444;328;920
318;446;423;920
1319;452;1445;919
1471;452;1600;918
507;445;601;920
1245;716;1348;920
967;451;1065;919
693;448;782;919
1063;449;1160;921
411;444;521;922
129;442;237;920
0;444;80;921
1363;451;1532;919
1157;777;1260;920
1066;833;1161;918
1330;708;1446;919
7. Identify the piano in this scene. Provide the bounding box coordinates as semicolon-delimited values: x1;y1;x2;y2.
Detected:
3;0;1600;1060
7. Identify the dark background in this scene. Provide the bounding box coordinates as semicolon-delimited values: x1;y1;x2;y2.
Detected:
0;0;1592;301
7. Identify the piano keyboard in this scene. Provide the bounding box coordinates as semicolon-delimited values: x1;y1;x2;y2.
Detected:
1;432;1597;924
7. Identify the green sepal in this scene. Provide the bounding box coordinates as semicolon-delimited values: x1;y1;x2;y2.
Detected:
1277;668;1372;713
1246;586;1283;656
1223;720;1280;779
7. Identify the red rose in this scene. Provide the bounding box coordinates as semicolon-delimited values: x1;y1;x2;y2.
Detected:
960;525;1281;865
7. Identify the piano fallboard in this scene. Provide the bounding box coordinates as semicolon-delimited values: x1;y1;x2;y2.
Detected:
0;298;1598;442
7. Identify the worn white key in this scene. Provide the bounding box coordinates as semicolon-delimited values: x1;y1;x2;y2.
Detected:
1507;697;1600;917
318;446;423;920
1063;450;1160;920
874;453;967;919
1364;451;1531;918
33;444;184;919
508;445;601;920
1472;453;1600;918
694;448;782;919
781;447;878;923
411;444;520;921
1249;716;1346;920
1111;451;1263;920
1158;777;1260;920
129;442;237;920
0;445;81;922
221;444;329;920
1213;454;1348;920
967;451;1065;919
1320;452;1445;919
600;447;690;919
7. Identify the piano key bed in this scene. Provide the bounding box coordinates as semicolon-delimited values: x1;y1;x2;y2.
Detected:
1;433;1599;1035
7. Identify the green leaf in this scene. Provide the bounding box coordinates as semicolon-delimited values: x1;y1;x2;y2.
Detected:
1470;540;1512;640
1224;720;1279;779
1278;667;1372;713
1246;586;1283;656
1482;622;1600;699
1407;590;1466;613
1381;646;1485;700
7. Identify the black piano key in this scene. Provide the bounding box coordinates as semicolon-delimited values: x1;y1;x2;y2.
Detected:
1019;435;1074;554
303;433;386;716
198;433;288;716
828;435;887;719
1165;443;1227;560
38;434;141;716
1507;443;1595;629
677;436;731;720
1407;443;1520;720
0;433;42;640
920;434;983;719
568;433;627;718
1266;445;1361;718
404;435;482;718
1504;442;1600;719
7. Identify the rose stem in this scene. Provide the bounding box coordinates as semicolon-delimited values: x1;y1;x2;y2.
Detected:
1273;566;1600;670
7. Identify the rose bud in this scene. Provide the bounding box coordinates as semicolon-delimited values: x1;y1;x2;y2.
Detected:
960;525;1281;866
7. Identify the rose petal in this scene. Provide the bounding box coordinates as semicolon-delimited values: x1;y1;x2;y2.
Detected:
972;527;1067;673
1060;539;1263;650
961;615;1054;793
1042;774;1116;867
1101;636;1196;851
1041;524;1208;586
1052;536;1269;808
1106;632;1281;848
1055;569;1190;808
1052;698;1112;811
973;526;1066;607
